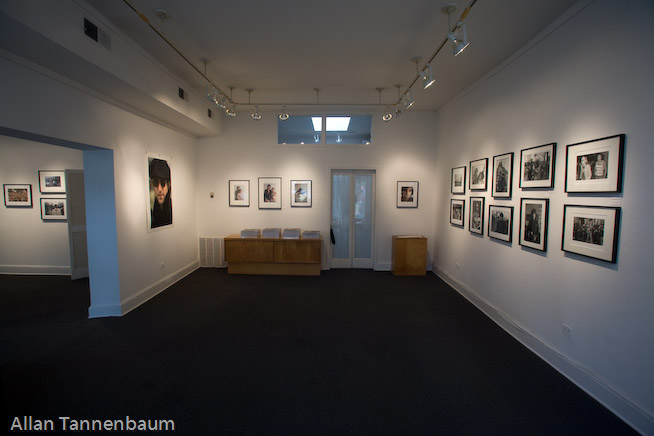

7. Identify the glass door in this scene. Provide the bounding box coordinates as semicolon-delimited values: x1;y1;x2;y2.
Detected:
331;170;375;268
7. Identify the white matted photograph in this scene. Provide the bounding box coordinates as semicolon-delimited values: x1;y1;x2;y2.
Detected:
488;205;513;242
469;158;488;191
565;134;624;193
397;181;418;208
519;198;548;252
492;152;513;198
451;166;466;194
291;180;312;207
40;198;67;221
469;196;484;235
229;180;250;207
450;199;465;227
520;143;556;189
259;177;282;209
4;184;33;207
38;170;66;194
562;205;620;263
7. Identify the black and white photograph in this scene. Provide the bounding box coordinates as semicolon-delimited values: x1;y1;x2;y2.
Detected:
519;143;556;189
519;198;548;251
469;196;484;235
451;166;466;194
147;155;173;229
4;184;33;207
291;180;312;207
259;177;282;209
450;199;465;227
562;205;620;263
469;158;488;191
229;180;250;207
488;205;513;242
38;170;66;194
397;181;418;208
492;152;513;198
40;198;67;221
565;134;624;193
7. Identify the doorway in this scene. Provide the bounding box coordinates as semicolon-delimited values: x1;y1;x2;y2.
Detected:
330;170;375;268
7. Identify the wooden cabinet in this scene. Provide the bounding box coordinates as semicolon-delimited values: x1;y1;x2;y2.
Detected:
392;236;427;276
224;234;321;275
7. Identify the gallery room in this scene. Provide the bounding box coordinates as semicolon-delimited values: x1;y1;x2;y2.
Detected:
1;0;652;434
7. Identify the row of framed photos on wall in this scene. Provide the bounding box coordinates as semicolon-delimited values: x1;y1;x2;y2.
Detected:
229;178;312;209
449;198;620;263
3;170;68;221
451;134;624;196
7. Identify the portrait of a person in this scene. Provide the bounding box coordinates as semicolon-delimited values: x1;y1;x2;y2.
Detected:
263;184;273;202
149;158;172;228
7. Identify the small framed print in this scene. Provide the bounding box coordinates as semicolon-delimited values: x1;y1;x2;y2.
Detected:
38;170;66;194
519;198;549;252
259;177;281;209
147;155;173;230
4;184;32;207
451;166;466;194
291;180;312;207
562;205;620;263
565;134;624;193
469;158;488;191
520;143;556;189
229;180;250;207
450;199;465;227
469;196;485;235
488;205;513;242
397;181;418;208
40;198;67;220
492;152;513;198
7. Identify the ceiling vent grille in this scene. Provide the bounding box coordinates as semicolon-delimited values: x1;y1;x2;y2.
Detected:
83;17;111;51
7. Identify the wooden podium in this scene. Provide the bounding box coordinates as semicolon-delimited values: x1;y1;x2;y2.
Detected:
224;234;321;275
392;236;427;276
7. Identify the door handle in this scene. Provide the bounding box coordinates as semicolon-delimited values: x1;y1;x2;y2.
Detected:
330;228;336;245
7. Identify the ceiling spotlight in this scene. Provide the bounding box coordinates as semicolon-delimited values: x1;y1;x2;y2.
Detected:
382;107;393;122
421;64;436;89
225;106;237;117
442;2;470;57
402;89;415;109
216;97;227;109
279;106;289;121
251;105;262;120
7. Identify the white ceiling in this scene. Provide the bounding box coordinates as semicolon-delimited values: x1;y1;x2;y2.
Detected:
84;0;578;113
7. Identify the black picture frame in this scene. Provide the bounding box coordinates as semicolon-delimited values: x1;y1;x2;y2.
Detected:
4;184;33;207
469;196;485;235
291;180;312;207
451;166;466;194
519;198;549;252
469;158;488;191
564;134;625;193
488;205;513;242
396;181;418;208
562;205;620;263
229;180;250;207
492;152;513;198
450;199;465;227
519;143;556;189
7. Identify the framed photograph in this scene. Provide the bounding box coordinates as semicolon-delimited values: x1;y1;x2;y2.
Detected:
562;205;620;263
397;181;418;208
519;198;549;251
291;180;312;207
40;198;67;220
451;166;466;194
229;180;250;207
4;184;33;207
520;143;556;189
147;155;173;229
492;152;513;198
450;199;465;227
469;158;488;191
259;177;281;209
38;170;66;194
469;196;485;235
488;205;513;242
565;134;624;193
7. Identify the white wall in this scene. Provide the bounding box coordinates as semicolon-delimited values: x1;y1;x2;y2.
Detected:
0;53;199;316
0;136;83;274
196;112;438;270
432;0;654;433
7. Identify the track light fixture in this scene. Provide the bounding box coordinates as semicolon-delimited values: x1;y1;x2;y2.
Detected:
442;3;470;57
279;106;289;121
382;110;393;122
421;64;436;89
225;106;237;117
402;89;415;109
251;105;262;120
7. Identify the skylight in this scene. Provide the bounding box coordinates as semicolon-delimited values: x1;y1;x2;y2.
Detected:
312;116;351;132
312;117;322;132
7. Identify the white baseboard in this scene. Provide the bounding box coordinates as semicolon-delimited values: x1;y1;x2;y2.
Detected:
432;266;652;436
0;265;71;275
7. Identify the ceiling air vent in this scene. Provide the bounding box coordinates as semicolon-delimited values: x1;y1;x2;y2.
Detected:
83;17;111;50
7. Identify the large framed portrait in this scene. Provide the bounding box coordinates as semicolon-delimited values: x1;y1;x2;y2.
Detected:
492;152;513;198
38;170;66;194
488;205;513;242
397;181;418;208
40;198;67;220
147;155;173;229
519;198;549;251
520;143;556;189
4;184;33;207
291;180;312;207
565;134;624;193
562;205;620;263
469;158;488;191
469;196;485;235
259;177;281;209
451;166;466;194
450;199;465;227
229;180;250;207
